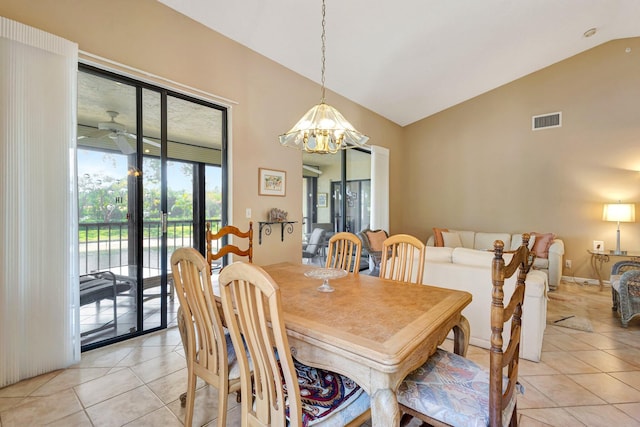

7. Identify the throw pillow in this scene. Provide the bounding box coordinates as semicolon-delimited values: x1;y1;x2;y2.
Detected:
433;227;448;247
531;232;556;259
366;230;387;252
441;231;463;248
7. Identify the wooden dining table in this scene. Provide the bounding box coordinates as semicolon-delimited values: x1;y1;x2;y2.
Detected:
259;262;472;427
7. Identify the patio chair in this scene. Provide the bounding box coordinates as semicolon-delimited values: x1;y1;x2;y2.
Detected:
358;227;388;276
302;227;327;265
79;271;135;339
397;234;534;427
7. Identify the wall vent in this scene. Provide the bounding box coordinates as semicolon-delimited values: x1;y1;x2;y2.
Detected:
532;112;562;130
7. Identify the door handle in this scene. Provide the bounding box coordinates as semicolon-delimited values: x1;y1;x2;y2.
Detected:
162;212;168;233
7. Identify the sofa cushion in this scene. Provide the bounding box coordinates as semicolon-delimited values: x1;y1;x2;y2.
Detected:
425;246;454;262
442;231;463;248
509;233;536;251
433;227;448;247
473;232;512;251
452;247;513;267
532;257;549;270
531;232;556;259
448;230;476;248
365;229;388;252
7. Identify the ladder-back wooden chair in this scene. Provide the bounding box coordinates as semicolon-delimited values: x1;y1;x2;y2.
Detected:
326;231;363;274
206;221;253;274
219;262;371;426
380;233;426;284
397;234;534;427
170;247;242;427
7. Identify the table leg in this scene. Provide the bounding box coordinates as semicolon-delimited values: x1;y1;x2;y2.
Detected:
590;252;608;291
452;315;470;357
371;388;400;427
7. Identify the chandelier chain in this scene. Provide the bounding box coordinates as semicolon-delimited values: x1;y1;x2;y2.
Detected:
320;0;326;103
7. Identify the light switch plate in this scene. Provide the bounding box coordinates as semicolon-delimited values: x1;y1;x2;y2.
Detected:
246;208;251;218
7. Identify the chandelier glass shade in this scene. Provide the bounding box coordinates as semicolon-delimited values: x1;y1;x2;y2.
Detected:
279;102;369;154
279;0;369;154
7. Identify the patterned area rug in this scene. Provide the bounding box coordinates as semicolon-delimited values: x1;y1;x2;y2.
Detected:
548;314;593;332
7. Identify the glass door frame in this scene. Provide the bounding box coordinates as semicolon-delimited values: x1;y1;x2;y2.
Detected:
79;63;228;351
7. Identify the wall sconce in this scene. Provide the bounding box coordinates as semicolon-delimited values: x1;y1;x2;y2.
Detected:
602;201;636;255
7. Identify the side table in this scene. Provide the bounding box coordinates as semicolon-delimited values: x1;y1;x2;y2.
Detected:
588;249;640;291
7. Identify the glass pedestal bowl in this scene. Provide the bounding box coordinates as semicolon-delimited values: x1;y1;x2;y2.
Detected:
304;267;348;292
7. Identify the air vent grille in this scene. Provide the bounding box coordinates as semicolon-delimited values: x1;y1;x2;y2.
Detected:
532;112;562;130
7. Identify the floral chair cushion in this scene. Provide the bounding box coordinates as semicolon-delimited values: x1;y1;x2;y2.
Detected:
397;349;522;427
284;358;369;426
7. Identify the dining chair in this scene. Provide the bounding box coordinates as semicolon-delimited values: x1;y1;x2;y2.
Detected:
380;233;426;284
397;234;534;427
171;247;242;427
177;223;254;409
326;231;363;274
206;221;253;274
219;262;371;426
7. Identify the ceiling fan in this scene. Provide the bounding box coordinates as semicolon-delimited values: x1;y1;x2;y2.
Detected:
78;110;160;154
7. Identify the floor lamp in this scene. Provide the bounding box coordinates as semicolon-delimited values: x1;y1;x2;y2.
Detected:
603;202;636;255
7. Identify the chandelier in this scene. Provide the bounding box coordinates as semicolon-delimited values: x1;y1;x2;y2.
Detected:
279;0;369;154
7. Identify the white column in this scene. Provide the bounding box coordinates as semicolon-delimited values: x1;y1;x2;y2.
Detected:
1;17;79;387
370;145;389;231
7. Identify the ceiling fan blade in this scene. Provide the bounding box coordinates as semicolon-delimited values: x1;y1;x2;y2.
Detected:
143;137;160;148
77;127;110;140
114;133;135;155
124;132;160;148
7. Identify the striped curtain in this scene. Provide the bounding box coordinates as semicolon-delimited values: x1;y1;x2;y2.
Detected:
0;16;79;387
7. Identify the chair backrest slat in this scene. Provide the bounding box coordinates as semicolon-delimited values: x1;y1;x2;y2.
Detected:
206;221;253;273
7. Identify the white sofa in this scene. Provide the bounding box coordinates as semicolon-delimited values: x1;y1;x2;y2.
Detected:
426;230;564;290
418;246;548;362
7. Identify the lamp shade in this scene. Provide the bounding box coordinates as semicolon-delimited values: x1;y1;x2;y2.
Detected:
603;203;636;223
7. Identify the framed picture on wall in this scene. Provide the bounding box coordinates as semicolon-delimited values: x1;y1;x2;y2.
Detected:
317;193;328;208
258;168;286;196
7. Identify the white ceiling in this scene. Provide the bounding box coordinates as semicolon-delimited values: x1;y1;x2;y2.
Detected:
158;0;640;127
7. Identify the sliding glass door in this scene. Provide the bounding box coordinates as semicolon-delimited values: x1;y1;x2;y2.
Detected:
77;65;226;350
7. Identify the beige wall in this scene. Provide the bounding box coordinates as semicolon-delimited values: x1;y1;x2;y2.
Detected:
0;0;403;265
4;1;638;278
402;38;640;279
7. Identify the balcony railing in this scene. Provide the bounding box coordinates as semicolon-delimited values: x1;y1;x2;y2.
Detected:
79;219;222;275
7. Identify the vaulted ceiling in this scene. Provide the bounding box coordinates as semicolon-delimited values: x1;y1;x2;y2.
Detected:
158;0;640;127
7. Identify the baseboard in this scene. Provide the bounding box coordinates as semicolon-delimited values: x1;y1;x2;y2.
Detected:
561;275;606;287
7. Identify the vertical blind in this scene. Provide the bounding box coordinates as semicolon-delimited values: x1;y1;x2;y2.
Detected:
0;17;79;387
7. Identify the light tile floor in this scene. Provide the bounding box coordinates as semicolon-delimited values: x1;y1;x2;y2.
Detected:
1;280;639;426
